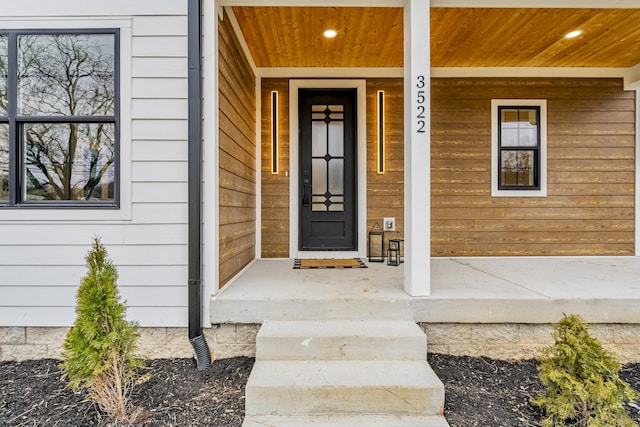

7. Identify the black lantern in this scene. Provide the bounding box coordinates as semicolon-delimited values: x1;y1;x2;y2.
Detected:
368;223;385;262
387;237;404;266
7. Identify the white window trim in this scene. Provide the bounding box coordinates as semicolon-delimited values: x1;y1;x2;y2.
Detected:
0;17;132;221
491;99;547;198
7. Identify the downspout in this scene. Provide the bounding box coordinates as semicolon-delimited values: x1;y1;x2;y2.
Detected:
187;0;211;370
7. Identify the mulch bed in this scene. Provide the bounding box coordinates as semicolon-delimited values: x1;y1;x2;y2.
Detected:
0;358;251;426
428;354;640;427
1;355;639;426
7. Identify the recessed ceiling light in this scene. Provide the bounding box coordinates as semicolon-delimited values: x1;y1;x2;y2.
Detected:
565;30;582;39
323;29;337;38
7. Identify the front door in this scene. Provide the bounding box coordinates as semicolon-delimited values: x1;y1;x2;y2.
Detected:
299;89;357;251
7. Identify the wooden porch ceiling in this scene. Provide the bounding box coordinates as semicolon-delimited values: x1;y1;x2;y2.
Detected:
231;6;640;68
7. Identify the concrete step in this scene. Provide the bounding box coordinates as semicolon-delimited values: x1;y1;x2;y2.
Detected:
244;360;445;416
256;320;427;361
243;414;450;427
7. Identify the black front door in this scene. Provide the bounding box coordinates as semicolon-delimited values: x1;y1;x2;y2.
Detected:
299;89;357;251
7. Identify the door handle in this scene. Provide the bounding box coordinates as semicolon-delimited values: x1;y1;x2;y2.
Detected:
302;179;310;207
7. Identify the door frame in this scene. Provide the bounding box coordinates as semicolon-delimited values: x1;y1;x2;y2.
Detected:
289;79;367;259
298;89;358;251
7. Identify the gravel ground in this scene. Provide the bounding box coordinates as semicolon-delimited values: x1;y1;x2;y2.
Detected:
1;355;639;426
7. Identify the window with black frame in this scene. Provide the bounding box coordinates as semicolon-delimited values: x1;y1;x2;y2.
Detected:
0;30;118;207
497;106;540;190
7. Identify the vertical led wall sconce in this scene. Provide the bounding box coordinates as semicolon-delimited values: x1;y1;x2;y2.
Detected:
377;90;385;174
271;91;279;174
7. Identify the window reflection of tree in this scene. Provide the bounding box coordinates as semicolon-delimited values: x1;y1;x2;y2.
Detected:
502;151;533;186
18;34;115;201
0;35;7;200
0;35;7;115
0;125;8;200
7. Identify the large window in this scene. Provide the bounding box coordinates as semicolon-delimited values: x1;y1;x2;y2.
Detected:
0;30;119;207
491;99;547;197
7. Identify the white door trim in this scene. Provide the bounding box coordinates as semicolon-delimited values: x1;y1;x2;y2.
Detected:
289;79;367;259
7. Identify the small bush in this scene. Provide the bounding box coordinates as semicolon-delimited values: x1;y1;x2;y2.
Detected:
60;236;145;423
533;314;639;427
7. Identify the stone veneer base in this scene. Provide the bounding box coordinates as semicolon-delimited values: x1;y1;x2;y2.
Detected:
2;323;639;363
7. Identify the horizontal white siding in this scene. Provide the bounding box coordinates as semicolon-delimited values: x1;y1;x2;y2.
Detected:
2;1;186;17
0;307;187;328
132;36;187;58
132;203;189;224
0;224;187;245
132;140;188;161
132;99;189;119
132;161;189;182
132;16;188;36
132;182;189;203
132;119;189;140
132;78;188;98
0;1;191;328
132;57;188;78
2;265;187;286
4;286;188;307
0;245;188;266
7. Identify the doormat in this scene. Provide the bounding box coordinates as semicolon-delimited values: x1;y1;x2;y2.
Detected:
294;258;367;269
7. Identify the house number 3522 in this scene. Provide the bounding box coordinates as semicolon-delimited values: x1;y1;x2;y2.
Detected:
416;75;426;133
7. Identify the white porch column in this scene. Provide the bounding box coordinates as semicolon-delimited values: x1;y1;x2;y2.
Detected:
404;0;431;296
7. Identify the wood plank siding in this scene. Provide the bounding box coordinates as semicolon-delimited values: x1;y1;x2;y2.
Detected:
432;78;636;256
260;77;635;257
261;79;290;258
218;9;257;285
366;79;405;255
259;78;405;257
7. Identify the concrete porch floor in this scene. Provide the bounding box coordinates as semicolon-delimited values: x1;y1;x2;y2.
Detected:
210;257;640;325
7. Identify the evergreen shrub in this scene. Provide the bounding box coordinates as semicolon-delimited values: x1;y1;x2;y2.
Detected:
533;314;638;427
60;236;145;423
